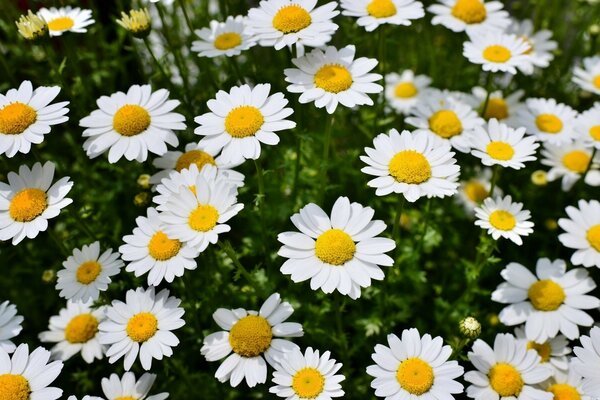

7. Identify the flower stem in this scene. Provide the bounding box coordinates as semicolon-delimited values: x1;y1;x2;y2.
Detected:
479;72;493;119
392;196;405;242
177;0;194;33
318;114;335;204
219;241;258;289
489;165;499;197
142;37;172;87
582;147;597;183
254;159;269;256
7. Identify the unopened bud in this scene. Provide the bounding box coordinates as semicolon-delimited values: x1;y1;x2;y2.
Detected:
459;316;481;339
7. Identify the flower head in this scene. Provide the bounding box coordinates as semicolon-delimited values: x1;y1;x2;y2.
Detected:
116;8;151;38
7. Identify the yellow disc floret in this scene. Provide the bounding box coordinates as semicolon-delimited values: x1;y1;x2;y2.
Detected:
0;102;37;135
394;82;418;98
0;374;30;400
229;315;273;357
175;149;216;172
9;188;48;222
315;229;356;266
486;141;515;161
367;0;397;18
488;363;524;397
527;341;551;362
292;368;325;399
594;75;600;90
484;98;509;120
451;0;487;24
547;383;582;400
214;32;242;50
188;204;219;232
428;110;463;138
587;224;600;251
528;279;565;311
389;150;432;184
126;312;158;342
561;150;590;173
65;313;99;343
272;5;312;33
396;358;434;395
113;104;151;136
589;125;600;141
225;106;264;138
148;231;182;261
535;114;563;134
47;17;74;32
464;181;488;203
489;210;516;231
314;64;353;93
483;45;512;63
76;261;102;284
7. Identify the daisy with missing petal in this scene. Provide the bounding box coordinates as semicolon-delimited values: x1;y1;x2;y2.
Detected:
558;200;600;268
100;372;169;400
465;87;524;124
366;328;464;400
361;129;460;201
38;7;94;36
573;326;600;397
507;19;557;75
541;140;599;191
278;196;396;299
465;333;552;400
0;80;69;157
428;0;510;35
384;70;432;115
515;98;578;144
573;55;600;95
0;343;64;400
39;300;105;364
120;207;199;286
56;241;123;302
192;15;255;58
270;347;345;399
575;103;600;149
340;0;424;32
514;327;570;377
456;168;502;216
201;293;303;388
80;84;185;163
99;287;185;371
0;161;73;245
463;32;533;74
284;45;383;114
543;365;590;400
474;195;533;245
0;301;23;353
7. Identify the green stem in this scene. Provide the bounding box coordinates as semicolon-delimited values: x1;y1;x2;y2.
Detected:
414;198;432;259
291;131;302;204
219;241;258;288
318;114;335;204
582;147;597;184
392;196;405;242
142;37;172;86
479;72;493;119
177;0;195;33
47;228;69;257
254;159;269;255
489;165;499;198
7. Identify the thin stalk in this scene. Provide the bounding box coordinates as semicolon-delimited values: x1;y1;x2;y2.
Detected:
291;131;302;203
142;37;172;85
374;27;386;132
414;198;432;260
318;114;335;204
47;228;69;257
254;159;269;255
489;165;499;198
582;147;597;184
219;241;258;288
480;72;493;119
392;196;405;242
177;0;195;33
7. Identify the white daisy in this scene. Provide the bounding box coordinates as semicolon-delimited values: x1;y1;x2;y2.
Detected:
470;118;539;169
201;293;303;388
0;80;69;157
38;6;95;36
573;55;600;95
0;343;64;400
558;199;600;268
38;300;105;364
575;102;600;149
98;287;185;371
573;326;600;397
506;19;557;75
67;396;103;400
464;87;524;124
0;161;73;245
270;347;344;399
456;168;501;216
246;0;339;55
340;0;424;32
278;196;396;299
384;70;432;115
515;98;578;145
120;207;199;286
428;0;510;35
361;129;460;201
284;45;383;114
56;241;123;302
465;333;552;400
80;84;186;163
194;83;296;164
366;328;464;399
191;15;255;58
100;372;169;400
513;326;570;377
541;140;599;191
474;195;534;245
0;301;23;353
541;360;589;399
463;32;533;74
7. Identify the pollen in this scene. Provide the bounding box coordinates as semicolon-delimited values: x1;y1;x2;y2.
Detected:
76;261;102;284
188;204;219;232
586;224;600;252
389;150;432;184
428;110;463;138
483;45;512;63
464;181;488;203
214;32;242;50
486;141;515;161
484;98;509;120
535;113;563;133
589;125;600;141
272;5;312;33
148;231;182;261
126;312;158;342
9;188;48;222
175;150;217;172
315;229;356;266
65;313;99;343
0;374;30;400
489;210;516;231
225;106;264;138
367;0;397;18
0;102;37;135
113;104;151;137
451;0;487;24
394;82;418;98
526;341;551;362
314;64;353;93
594;75;600;89
292;368;325;399
229;315;273;357
561;150;590;173
47;16;75;32
488;363;523;397
528;279;565;311
396;357;434;395
547;383;582;400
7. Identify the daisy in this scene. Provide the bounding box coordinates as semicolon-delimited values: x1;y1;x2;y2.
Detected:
465;87;524;124
558;199;600;268
465;333;552;400
80;84;186;163
474;195;534;245
39;300;105;364
246;0;339;55
0;301;23;353
100;372;169;400
270;347;344;399
456;168;501;215
573;326;600;397
38;7;95;36
116;8;152;38
361;129;460;201
514;326;570;376
542;361;590;400
191;15;255;58
194;83;296;163
284;45;383;114
428;0;510;35
463;32;533;74
366;328;464;399
541;140;599;191
0;343;64;400
507;19;557;75
278;196;396;299
98;287;185;371
201;292;303;388
575;102;600;149
16;10;48;41
340;0;425;32
492;258;599;342
56;241;124;302
0;80;69;157
384;70;432;115
515;98;578;145
0;161;73;245
470;118;539;169
67;396;103;400
573;55;600;95
120;207;200;286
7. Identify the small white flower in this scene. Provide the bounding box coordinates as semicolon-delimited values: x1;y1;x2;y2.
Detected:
0;301;23;353
428;0;510;36
474;195;534;245
542;364;591;400
515;98;578;145
575;102;600;149
38;6;94;36
100;372;169;400
192;15;255;58
384;70;432;115
463;32;533;74
573;326;600;397
514;326;571;377
464;87;524;124
341;0;424;32
456;168;501;216
558;199;600;268
573;55;600;95
506;19;557;75
541;140;599;191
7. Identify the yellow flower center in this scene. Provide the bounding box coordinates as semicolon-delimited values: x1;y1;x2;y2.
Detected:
229;315;272;357
396;358;434;395
527;341;552;363
367;0;397;18
562;150;590;173
528;279;565;311
47;16;75;31
292;368;325;399
394;82;418;98
65;313;99;344
483;45;512;63
428;110;463;138
0;374;30;400
594;75;600;89
126;312;158;342
486;141;515;161
9;188;48;222
115;397;137;400
148;231;182;261
489;363;524;397
489;210;516;231
175;149;217;172
548;384;582;400
113;104;151;137
586;224;600;252
535;114;563;134
314;229;356;266
531;170;548;185
451;0;487;24
0;102;37;135
224;106;264;138
188;204;219;232
589;125;600;141
272;5;312;33
214;32;242;50
484;98;509;120
314;64;353;93
76;261;102;284
389;150;432;184
464;181;488;203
